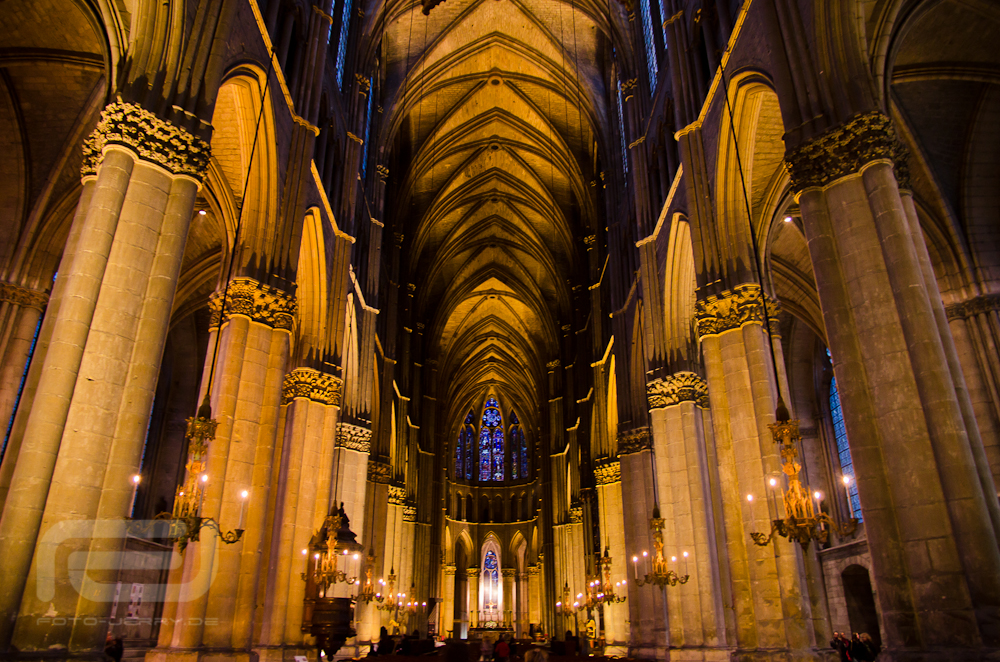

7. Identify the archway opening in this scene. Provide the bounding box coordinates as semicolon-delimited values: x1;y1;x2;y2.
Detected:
842;564;880;646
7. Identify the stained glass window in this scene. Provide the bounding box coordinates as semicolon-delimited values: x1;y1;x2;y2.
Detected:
519;428;528;478
479;427;491;481
455;430;463;477
484;550;499;610
639;0;659;93
478;398;503;481
509;412;524;480
828;350;862;521
492;428;504;481
335;0;354;90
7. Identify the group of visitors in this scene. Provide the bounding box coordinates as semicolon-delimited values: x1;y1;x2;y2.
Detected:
830;631;881;661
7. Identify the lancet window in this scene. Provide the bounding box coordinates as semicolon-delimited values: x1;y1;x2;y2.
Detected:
455;412;475;480
480;398;503;481
828;350;861;520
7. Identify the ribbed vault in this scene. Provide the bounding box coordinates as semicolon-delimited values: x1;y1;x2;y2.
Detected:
378;0;607;441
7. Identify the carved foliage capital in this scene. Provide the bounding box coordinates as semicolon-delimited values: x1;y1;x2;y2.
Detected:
695;283;779;338
210;277;297;330
282;368;343;406
501;568;517;578
594;459;621;485
82;101;210;180
618;426;652;455
569;505;583;524
647;371;709;410
0;282;49;310
786;111;909;191
389;485;407;506
337;422;372;453
945;293;1000;320
444;564;457;576
403;505;417;522
367;460;392;484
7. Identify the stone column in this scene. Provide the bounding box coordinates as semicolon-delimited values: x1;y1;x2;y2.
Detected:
0;180;90;514
619;429;666;657
502;568;516;628
0;283;48;465
466;567;480;629
160;278;294;657
258;368;343;658
594;460;627;647
789;111;1000;650
527;565;541;632
0;101;209;651
645;372;727;649
696;284;816;652
945;294;1000;490
442;564;456;637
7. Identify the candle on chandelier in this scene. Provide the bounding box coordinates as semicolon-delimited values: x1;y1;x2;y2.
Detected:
642;550;649;575
682;550;689;576
768;477;779;519
239;489;249;529
199;474;208;513
813;490;824;529
632;555;639;580
842;475;853;517
130;474;141;516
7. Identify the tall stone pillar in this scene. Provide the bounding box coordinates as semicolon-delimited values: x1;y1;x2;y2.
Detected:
0;284;48;465
0;101;209;651
441;564;456;637
696;284;817;652
645;372;727;649
594;460;627;648
527;565;541;632
945;294;1000;490
160;278;294;657
502;568;516;628
619;429;667;657
466;567;480;629
789;111;1000;651
258;367;343;659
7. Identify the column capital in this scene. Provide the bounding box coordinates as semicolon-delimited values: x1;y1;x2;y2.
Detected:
388;485;407;506
527;565;540;576
501;568;517;578
786;110;909;192
0;282;49;310
617;426;652;455
594;458;621;485
282;368;343;406
695;283;779;339
367;459;392;484
403;504;417;522
647;371;709;410
945;293;1000;321
210;277;297;330
465;567;480;578
444;564;457;576
336;422;371;453
81;100;211;180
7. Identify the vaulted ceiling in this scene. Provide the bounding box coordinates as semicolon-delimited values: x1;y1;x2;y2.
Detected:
378;0;612;430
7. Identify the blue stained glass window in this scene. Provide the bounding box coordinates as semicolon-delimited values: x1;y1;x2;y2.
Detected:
492;428;504;481
484;550;499;609
828;350;862;521
455;430;463;477
638;0;659;93
486;397;498;408
361;82;373;177
335;0;354;90
616;80;628;178
483;408;501;428
520;429;528;478
479;427;492;481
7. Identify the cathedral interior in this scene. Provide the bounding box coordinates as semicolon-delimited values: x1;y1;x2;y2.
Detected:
2;0;1000;661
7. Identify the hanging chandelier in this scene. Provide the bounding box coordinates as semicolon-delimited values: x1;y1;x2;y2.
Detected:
749;411;858;549
631;508;689;588
140;396;245;552
304;504;364;595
